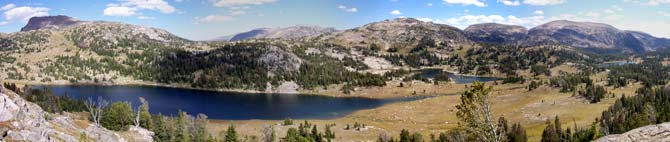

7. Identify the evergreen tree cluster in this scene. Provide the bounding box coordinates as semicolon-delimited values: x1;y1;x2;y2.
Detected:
549;72;592;93
540;116;600;142
599;86;670;135
282;120;335;142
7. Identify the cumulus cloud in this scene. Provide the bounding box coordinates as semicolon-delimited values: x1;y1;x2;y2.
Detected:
337;5;357;13
441;14;546;29
214;0;277;7
104;0;176;17
137;16;155;19
4;6;50;21
1;3;16;11
534;10;544;15
659;11;670;17
523;0;566;5
499;0;521;6
390;10;402;15
194;15;233;24
443;0;487;7
645;0;670;6
103;6;137;16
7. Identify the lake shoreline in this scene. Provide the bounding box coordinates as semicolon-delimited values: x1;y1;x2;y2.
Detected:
7;79;435;100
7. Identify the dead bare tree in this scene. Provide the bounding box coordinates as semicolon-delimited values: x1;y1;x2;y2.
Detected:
455;81;505;142
86;97;108;127
261;125;276;142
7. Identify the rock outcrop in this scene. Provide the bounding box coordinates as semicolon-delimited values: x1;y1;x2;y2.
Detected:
596;122;670;142
0;87;153;142
20;15;81;32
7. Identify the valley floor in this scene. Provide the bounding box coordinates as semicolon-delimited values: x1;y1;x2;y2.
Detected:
205;73;641;141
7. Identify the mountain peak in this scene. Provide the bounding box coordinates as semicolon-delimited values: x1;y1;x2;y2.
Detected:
21;15;81;32
228;25;336;41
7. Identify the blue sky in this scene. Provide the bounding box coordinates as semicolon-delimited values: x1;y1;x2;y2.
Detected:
0;0;668;40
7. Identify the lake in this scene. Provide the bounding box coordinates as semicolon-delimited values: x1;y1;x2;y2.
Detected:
416;69;498;84
598;61;637;67
33;85;426;120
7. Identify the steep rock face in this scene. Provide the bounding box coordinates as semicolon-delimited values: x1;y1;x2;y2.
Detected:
229;26;337;41
596;122;670;142
0;88;153;142
464;23;527;45
319;18;471;49
20;15;81;32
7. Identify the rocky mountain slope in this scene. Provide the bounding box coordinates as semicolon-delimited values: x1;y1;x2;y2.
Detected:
0;87;153;142
526;20;670;52
596;122;670;142
228;25;337;41
464;23;527;45
318;18;472;51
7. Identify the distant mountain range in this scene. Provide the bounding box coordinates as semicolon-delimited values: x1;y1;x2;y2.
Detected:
464;20;670;52
214;26;337;41
12;15;670;53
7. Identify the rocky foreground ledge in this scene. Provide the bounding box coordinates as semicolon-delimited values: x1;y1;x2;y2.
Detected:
596;122;670;142
0;88;153;142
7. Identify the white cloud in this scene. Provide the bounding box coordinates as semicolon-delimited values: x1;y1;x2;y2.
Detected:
534;10;544;15
443;0;487;7
103;6;137;16
194;15;233;24
137;16;155;19
214;0;277;7
659;11;670;17
442;14;546;29
646;0;670;6
1;3;16;11
124;0;176;13
230;10;246;15
499;0;521;6
104;0;176;17
523;0;566;5
390;10;402;15
0;21;8;26
4;6;50;21
417;17;434;22
337;5;357;13
427;3;433;6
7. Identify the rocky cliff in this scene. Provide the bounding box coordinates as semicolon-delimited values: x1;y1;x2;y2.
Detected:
20;15;81;32
596;122;670;142
0;87;153;142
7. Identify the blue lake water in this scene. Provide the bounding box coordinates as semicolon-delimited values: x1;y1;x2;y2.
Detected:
33;85;426;120
416;69;498;84
598;61;637;67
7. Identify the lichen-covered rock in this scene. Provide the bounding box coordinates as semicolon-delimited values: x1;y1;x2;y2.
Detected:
0;88;152;142
596;122;670;142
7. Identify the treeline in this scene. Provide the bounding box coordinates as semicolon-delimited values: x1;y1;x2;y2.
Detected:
540;116;600;142
283;120;336;142
549;72;592;93
451;45;588;76
599;86;670;135
607;61;670;88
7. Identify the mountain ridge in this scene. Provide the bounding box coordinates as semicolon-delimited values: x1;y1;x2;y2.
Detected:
226;25;337;41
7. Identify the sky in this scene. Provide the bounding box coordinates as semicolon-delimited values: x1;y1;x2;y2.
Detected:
0;0;668;40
